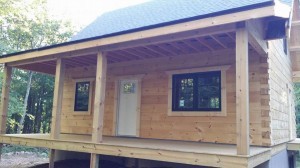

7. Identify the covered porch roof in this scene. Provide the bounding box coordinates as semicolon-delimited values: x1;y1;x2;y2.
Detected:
0;0;290;69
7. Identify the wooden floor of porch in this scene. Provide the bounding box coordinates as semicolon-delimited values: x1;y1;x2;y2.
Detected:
0;134;270;168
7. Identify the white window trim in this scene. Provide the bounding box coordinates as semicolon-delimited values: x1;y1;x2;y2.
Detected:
72;78;95;115
166;65;230;117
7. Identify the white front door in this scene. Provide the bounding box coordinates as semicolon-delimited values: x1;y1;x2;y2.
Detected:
116;79;139;137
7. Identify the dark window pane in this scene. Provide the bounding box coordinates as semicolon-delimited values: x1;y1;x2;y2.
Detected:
172;71;221;112
177;78;194;109
198;74;221;109
74;81;90;111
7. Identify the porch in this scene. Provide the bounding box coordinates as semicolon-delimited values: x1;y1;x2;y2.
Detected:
0;16;271;167
0;133;270;168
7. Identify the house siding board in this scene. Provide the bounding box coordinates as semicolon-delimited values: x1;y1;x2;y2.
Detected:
71;0;273;41
60;49;269;146
268;39;297;145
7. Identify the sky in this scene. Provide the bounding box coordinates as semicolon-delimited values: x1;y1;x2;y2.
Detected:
47;0;149;30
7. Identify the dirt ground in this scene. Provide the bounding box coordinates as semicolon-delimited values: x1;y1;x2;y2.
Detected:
0;153;126;168
0;152;48;168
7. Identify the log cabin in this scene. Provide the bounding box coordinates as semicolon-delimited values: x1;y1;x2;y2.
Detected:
1;0;300;167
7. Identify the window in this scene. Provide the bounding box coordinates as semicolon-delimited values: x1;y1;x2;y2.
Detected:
73;79;94;115
166;66;229;116
123;82;136;94
74;81;90;111
172;71;221;111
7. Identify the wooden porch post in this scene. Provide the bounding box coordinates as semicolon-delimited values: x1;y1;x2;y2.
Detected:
50;58;65;139
0;65;12;159
236;22;250;155
90;51;107;168
49;58;65;168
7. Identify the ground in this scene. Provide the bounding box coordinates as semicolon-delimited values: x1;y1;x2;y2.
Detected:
0;152;48;168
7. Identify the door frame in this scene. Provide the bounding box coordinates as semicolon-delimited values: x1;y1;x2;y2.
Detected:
113;74;144;137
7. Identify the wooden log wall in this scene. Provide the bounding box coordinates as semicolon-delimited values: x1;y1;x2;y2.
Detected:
60;49;271;146
268;39;297;145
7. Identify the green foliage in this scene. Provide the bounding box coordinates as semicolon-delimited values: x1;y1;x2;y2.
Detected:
294;83;300;137
0;0;74;134
0;0;74;54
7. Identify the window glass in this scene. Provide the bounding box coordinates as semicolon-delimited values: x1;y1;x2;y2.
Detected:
172;71;221;112
197;75;220;109
123;82;136;94
74;81;90;111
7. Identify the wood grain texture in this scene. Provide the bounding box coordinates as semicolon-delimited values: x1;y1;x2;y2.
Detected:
236;25;250;155
0;134;271;168
92;52;107;143
0;65;12;134
59;48;269;146
268;39;296;145
50;59;65;139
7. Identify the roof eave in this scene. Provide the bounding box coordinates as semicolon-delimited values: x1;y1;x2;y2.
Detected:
0;2;286;64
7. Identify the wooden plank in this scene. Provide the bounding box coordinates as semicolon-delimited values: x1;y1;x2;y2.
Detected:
0;134;271;168
92;51;107;142
290;45;300;52
90;153;99;168
292;20;300;26
292;0;300;21
0;6;278;64
236;23;250;155
8;48;98;67
58;48;266;145
210;35;228;49
246;19;268;56
50;59;65;139
0;65;12;134
49;149;55;168
0;65;12;160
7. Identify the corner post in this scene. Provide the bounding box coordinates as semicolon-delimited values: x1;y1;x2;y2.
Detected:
90;51;107;168
0;64;12;160
49;58;65;168
50;58;65;139
0;65;12;134
236;22;250;155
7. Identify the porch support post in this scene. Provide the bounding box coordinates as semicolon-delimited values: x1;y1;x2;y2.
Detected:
90;51;107;168
50;58;65;139
49;149;56;168
0;64;12;159
236;22;250;155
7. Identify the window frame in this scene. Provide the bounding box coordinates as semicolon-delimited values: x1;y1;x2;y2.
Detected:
73;78;94;115
172;71;222;112
166;65;230;117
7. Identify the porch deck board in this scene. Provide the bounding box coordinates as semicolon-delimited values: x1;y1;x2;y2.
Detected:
0;134;271;168
287;138;300;150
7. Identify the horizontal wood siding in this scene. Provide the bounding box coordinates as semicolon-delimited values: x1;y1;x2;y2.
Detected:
268;40;297;145
60;49;269;146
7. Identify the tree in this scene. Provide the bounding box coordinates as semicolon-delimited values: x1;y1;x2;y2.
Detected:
0;0;74;134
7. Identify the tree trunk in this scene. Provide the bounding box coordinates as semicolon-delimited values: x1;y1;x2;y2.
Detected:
17;71;33;134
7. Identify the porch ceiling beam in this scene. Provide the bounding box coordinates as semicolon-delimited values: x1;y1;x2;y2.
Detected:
0;5;279;64
290;46;300;52
246;20;268;56
210;35;227;49
50;58;65;139
7;48;99;67
196;38;214;51
292;21;300;26
236;22;250;155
